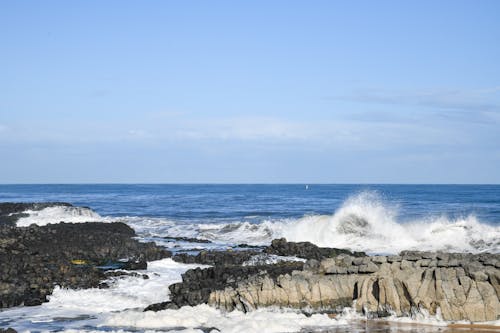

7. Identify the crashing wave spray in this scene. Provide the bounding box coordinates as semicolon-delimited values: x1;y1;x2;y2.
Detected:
195;191;500;254
16;206;102;227
14;193;500;254
278;191;500;253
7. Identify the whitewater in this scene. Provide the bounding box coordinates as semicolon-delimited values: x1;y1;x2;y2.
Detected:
1;184;499;332
15;191;500;254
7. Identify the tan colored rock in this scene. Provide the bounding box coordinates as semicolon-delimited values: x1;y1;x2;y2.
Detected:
207;252;500;323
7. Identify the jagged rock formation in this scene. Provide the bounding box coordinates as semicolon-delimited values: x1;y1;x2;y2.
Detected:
171;238;367;267
146;240;368;311
208;251;500;322
0;222;171;308
264;238;366;260
173;250;260;266
145;261;304;311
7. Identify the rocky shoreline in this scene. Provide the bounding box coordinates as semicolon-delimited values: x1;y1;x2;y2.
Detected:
153;240;500;323
0;202;499;326
0;203;171;308
207;250;500;321
0;202;75;227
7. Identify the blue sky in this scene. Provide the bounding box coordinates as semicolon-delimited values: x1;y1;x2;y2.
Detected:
1;1;499;183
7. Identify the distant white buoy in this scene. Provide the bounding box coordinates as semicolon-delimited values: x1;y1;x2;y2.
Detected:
305;185;309;190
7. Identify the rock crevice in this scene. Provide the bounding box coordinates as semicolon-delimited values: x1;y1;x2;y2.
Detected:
205;251;499;322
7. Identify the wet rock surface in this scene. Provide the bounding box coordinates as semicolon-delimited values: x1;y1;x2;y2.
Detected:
0;221;171;308
0;202;74;226
163;236;213;244
145;261;304;311
171;238;366;266
208;251;500;322
264;238;366;260
0;328;17;333
172;250;260;266
147;239;367;311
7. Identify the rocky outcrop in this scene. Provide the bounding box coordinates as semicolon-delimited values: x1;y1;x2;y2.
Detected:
145;261;304;311
0;328;17;333
0;202;74;226
173;250;260;266
163;236;212;243
171;238;366;266
0;222;171;308
264;238;366;260
147;240;369;312
208;251;499;322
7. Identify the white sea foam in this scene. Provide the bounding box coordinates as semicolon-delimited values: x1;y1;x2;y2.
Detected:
0;259;207;331
15;192;499;254
336;305;450;327
45;258;207;312
275;191;500;253
162;191;500;254
7;193;499;332
61;329;202;333
102;304;345;333
16;206;103;227
242;253;306;266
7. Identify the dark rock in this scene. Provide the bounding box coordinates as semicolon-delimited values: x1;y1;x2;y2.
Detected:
147;261;304;311
0;328;17;333
163;236;212;244
264;238;366;260
173;250;259;266
104;270;149;279
121;260;148;270
234;243;266;249
0;220;171;309
0;202;74;226
144;301;179;311
146;238;365;311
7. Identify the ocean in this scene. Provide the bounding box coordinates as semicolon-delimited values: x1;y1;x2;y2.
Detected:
0;184;499;332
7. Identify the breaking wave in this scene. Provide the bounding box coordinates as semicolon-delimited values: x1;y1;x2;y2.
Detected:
163;192;500;254
16;206;102;227
13;192;500;254
274;191;500;254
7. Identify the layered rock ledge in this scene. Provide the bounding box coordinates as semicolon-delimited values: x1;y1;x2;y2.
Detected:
149;238;499;323
208;251;500;322
146;239;366;311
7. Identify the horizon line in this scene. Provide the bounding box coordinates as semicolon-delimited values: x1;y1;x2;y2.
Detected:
1;182;499;186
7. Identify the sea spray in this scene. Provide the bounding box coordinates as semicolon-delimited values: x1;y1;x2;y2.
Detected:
102;305;344;333
16;192;500;253
141;191;499;254
16;206;102;226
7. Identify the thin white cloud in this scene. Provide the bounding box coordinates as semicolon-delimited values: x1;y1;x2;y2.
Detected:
128;129;152;139
337;87;500;113
2;109;496;155
173;117;312;141
166;116;466;151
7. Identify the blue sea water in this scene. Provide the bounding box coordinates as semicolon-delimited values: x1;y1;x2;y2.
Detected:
1;184;499;332
1;184;500;254
1;184;499;224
